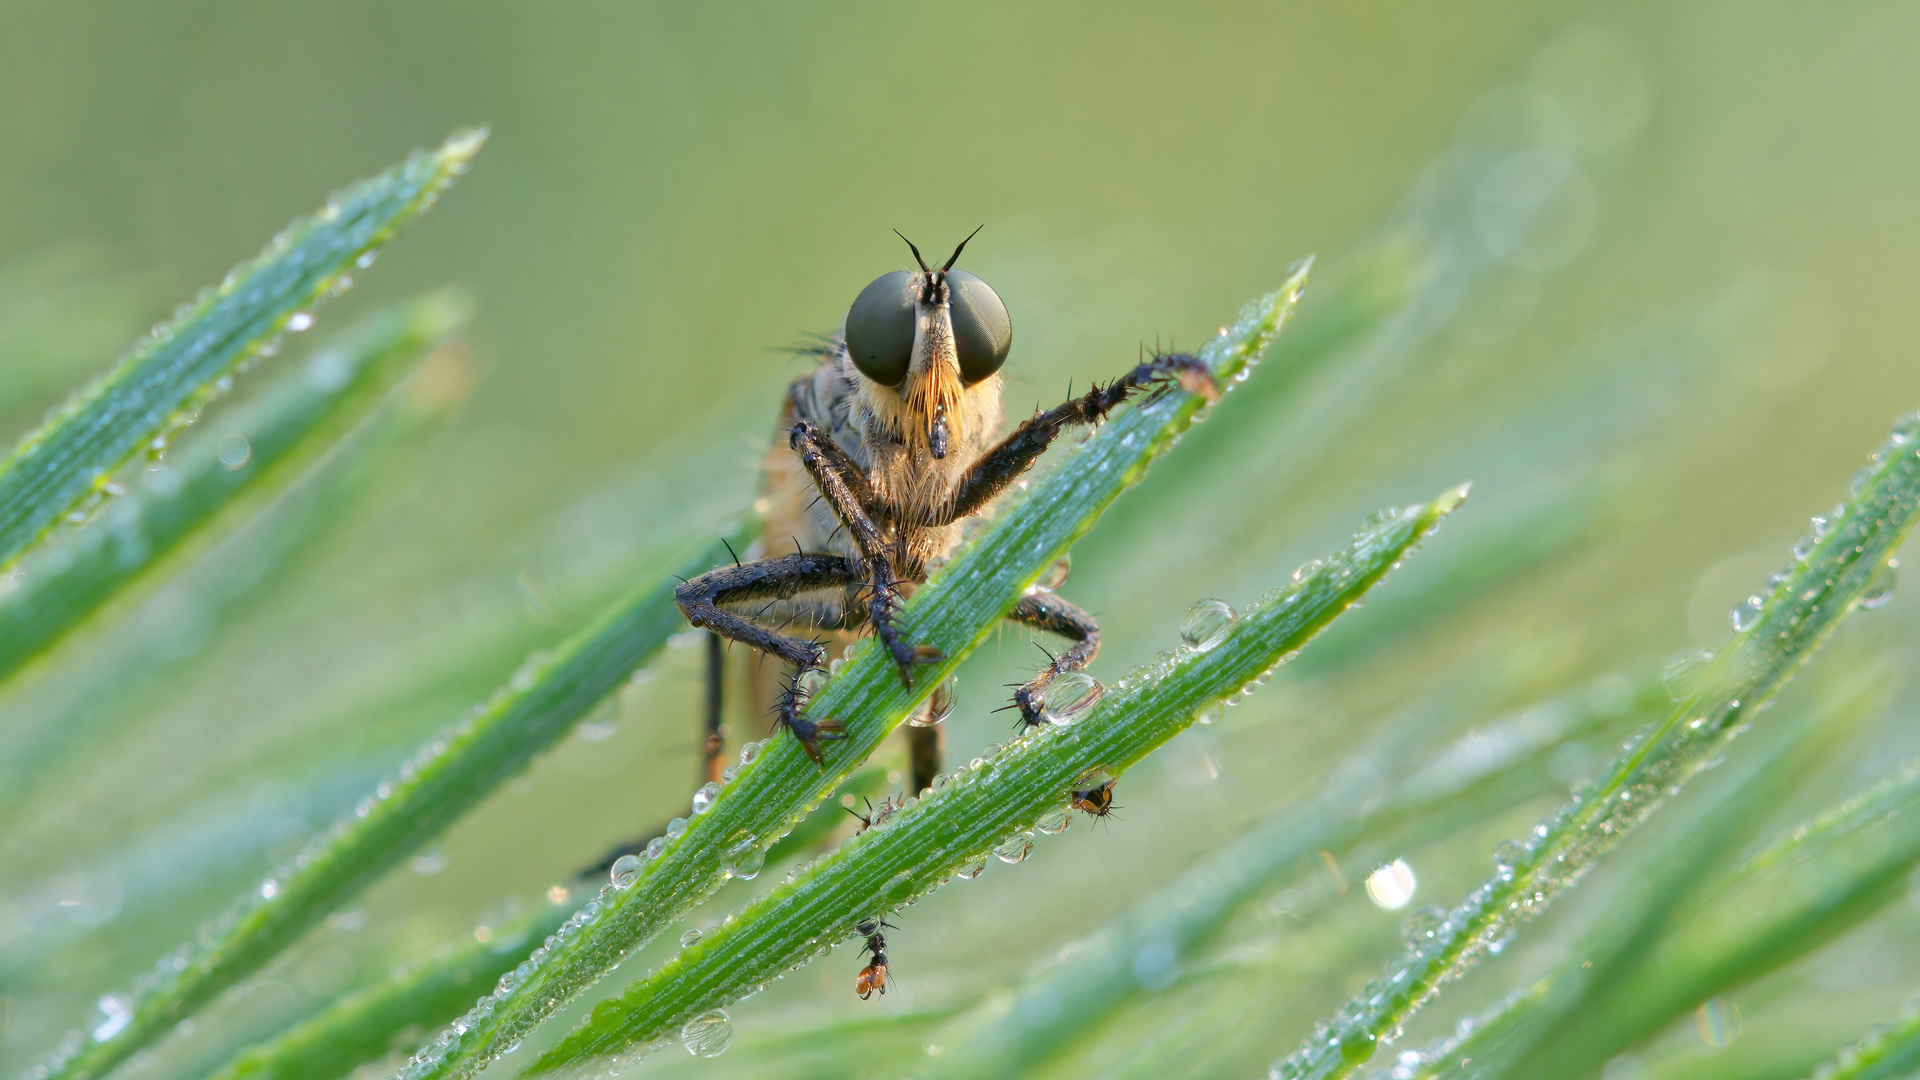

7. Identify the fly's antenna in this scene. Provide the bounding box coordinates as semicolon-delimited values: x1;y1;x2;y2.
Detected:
893;230;931;274
942;224;985;272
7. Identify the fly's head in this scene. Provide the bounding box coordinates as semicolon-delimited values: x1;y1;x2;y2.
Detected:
844;227;1010;460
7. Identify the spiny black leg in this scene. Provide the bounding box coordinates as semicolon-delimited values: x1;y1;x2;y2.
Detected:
930;352;1217;527
1004;591;1100;729
702;631;725;786
675;552;859;762
791;421;942;686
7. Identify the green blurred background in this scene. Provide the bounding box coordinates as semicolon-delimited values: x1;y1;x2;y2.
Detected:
6;2;1920;1078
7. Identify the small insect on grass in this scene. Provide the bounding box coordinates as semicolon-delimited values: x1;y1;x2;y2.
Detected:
853;917;898;1000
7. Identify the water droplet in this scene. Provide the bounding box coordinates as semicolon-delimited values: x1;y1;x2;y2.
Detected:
885;869;916;900
1193;701;1226;726
692;783;721;815
956;855;989;879
1791;534;1816;562
287;312;315;333
1180;599;1237;651
1033;555;1071;592
993;832;1036;864
1491;840;1521;881
215;432;251;470
1041;673;1103;725
1893;413;1920;446
91;994;134;1042
666;817;688;838
1861;561;1898;610
680;928;702;948
1810;514;1831;538
1729;595;1764;633
828;657;847;676
1401;906;1445;946
645;837;667;859
912;674;958;727
738;741;763;766
679;1009;733;1057
1662;650;1714;701
1694;998;1741;1047
1035;808;1073;835
796;668;828;699
356;250;379;270
610;855;642;889
1364;859;1417;910
722;835;765;880
1292;559;1326;582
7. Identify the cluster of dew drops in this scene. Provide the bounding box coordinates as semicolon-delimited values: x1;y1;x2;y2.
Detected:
1268;414;1920;1080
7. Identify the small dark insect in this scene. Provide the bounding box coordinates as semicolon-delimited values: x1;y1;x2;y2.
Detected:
1071;777;1121;824
843;793;901;834
674;228;1218;790
853;917;896;999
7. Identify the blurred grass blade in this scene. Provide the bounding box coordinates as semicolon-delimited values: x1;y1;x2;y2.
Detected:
523;487;1466;1075
0;129;483;573
28;531;744;1080
201;903;576;1080
1530;754;1920;1079
919;663;1656;1080
402;264;1312;1080
1270;408;1920;1080
0;290;469;685
1803;1004;1920;1080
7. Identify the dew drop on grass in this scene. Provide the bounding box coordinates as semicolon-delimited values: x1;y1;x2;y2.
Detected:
1193;701;1226;726
645;837;666;859
1892;413;1920;446
215;432;251;470
679;1009;732;1057
1364;860;1416;909
721;835;765;880
691;783;721;815
956;855;989;879
666;817;688;838
1401;906;1445;946
1791;534;1816;562
610;855;641;889
993;832;1035;864
1491;840;1521;881
1033;555;1071;592
680;928;701;948
287;311;315;333
1728;595;1764;632
1662;650;1714;700
1860;561;1898;610
1036;808;1073;835
1041;673;1102;725
912;674;957;727
1180;599;1236;651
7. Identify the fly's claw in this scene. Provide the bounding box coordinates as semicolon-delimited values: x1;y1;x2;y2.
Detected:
884;639;943;688
1148;351;1218;404
786;715;844;764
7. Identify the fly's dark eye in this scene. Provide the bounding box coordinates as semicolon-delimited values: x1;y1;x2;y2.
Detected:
946;270;1011;384
844;270;915;387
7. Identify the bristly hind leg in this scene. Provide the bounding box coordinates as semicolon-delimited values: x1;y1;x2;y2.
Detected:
702;631;725;785
676;552;860;763
928;351;1218;528
1003;591;1100;729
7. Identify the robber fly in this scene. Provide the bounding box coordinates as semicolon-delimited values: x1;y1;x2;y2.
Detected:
676;228;1216;790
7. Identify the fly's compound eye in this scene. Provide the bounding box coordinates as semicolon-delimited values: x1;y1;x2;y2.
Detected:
844;270;915;387
946;270;1012;384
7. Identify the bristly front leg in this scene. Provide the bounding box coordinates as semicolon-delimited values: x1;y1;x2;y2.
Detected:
790;420;941;686
1004;591;1100;728
675;552;859;763
930;351;1218;527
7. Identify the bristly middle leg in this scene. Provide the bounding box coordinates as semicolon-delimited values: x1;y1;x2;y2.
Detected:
1003;591;1100;729
675;552;859;763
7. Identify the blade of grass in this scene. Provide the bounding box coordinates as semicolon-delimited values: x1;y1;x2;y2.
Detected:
396;263;1313;1080
523;485;1466;1075
0;128;483;574
26;530;746;1080
200;901;577;1080
916;662;1655;1080
0;290;469;686
1269;407;1920;1080
1801;1002;1920;1080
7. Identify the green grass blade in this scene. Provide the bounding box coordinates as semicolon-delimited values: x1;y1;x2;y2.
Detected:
1802;1003;1920;1080
1269;407;1920;1080
915;661;1652;1080
523;486;1466;1076
30;531;742;1080
0;290;469;685
200;903;576;1080
399;264;1312;1080
0;129;484;573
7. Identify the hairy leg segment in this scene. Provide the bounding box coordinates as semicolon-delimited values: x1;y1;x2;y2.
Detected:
1005;591;1101;727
